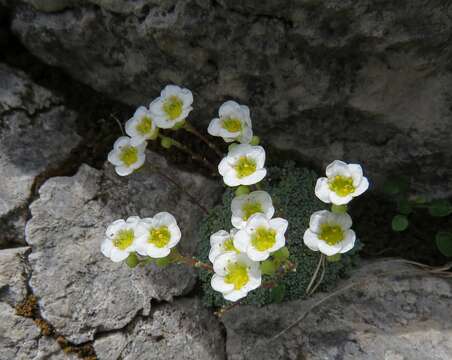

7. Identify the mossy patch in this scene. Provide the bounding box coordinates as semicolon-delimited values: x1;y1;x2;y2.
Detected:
197;162;359;307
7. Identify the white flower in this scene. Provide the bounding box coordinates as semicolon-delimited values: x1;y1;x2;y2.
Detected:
231;191;275;229
107;136;146;176
135;212;181;258
149;85;193;129
211;252;261;301
207;100;253;144
233;213;288;261
218;144;266;186
315;160;369;205
125;106;158;145
101;216;144;262
208;229;239;263
303;210;356;256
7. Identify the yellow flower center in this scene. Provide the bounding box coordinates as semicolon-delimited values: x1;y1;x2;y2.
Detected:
251;226;276;251
113;229;134;250
234;156;257;178
222;118;242;133
242;202;263;221
119;146;138;167
319;224;344;245
329;175;355;197
223;238;239;253
163;96;183;120
148;226;171;248
136;116;153;136
224;262;249;290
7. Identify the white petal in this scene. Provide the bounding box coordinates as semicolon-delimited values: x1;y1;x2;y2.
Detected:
240;168;266;185
211;274;234;293
113;136;131;150
318;241;342;256
210;230;230;247
245;270;262;291
239;126;253;144
115;165;134;176
207;118;223;136
348;164;363;185
223;171;241;187
106;219;126;238
218;157;231;176
325;160;350;178
110;248;130;262
245;213;269;232
333;212;352;230
268;233;285;253
247;246;270;261
233;230;250;252
161;84;182;98
179;88;193;107
247;146;266;168
168;224;181;247
101;239;113;257
223;289;248;302
153;212;177;227
219;100;240;117
213;252;236;276
146;246;171;258
269;218;288;235
231;214;246;230
315;178;332;203
309;210;329;233
208;245;223;264
107;150;123;166
329;192;353;205
149;98;165;116
353;177;369;197
303;229;320;251
340;230;356;253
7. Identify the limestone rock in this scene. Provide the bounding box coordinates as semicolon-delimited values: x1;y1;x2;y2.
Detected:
25;151;220;344
6;1;452;195
222;259;452;360
0;63;80;247
0;246;30;306
94;297;225;360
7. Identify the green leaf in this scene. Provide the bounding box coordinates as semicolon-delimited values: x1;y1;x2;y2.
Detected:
436;231;452;257
235;185;250;196
428;200;452;217
260;260;276;275
125;253;139;268
273;247;290;262
391;214;409;232
397;199;412;215
270;284;286;303
383;177;410;196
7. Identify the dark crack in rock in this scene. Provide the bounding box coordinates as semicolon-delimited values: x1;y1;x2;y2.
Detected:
25;151;220;344
222;259;452;360
0;63;81;247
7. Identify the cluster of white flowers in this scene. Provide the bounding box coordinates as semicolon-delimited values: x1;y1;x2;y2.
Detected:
304;160;369;256
108;85;193;176
207;103;289;301
101;212;181;262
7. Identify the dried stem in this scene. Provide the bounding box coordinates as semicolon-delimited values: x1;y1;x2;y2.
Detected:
110;113;125;135
308;256;326;295
158;134;217;174
306;254;325;295
184;122;223;157
177;254;213;272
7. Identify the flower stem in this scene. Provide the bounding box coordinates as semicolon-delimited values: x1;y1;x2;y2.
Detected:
110;113;125;135
176;254;213;272
158;134;217;174
148;163;209;215
306;254;325;295
184;122;223;157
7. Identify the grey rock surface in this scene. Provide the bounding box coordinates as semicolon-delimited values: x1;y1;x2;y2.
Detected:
222;259;452;360
25;151;220;344
6;0;452;195
94;297;225;360
0;246;30;306
0;63;81;247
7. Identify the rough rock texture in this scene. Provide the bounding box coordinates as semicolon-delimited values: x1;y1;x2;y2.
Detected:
6;0;452;195
0;63;80;247
222;259;452;360
25;152;220;344
0;247;77;360
94;298;225;360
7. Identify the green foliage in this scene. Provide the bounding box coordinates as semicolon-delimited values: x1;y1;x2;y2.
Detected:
383;177;452;256
436;232;452;257
197;162;359;307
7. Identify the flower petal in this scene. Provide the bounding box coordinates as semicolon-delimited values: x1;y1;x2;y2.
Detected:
326;160;350;178
318;241;342;256
309;210;328;233
223;289;248;302
269;218;288;234
303;229;320;251
247;246;270;261
340;230;356;253
211;274;234;293
329;192;353;205
315;177;331;203
354;177;369;197
233;230;250;252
